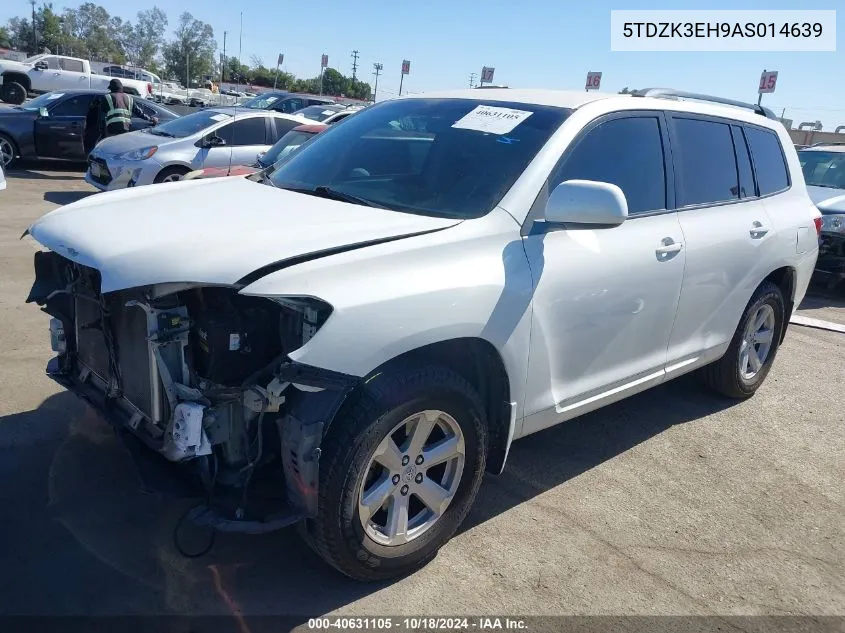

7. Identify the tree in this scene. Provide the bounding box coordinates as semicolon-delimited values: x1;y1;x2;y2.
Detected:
0;26;10;49
162;12;215;87
224;56;250;83
127;7;167;69
249;54;263;69
6;17;34;51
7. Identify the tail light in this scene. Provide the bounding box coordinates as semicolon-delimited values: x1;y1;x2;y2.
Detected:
813;216;823;236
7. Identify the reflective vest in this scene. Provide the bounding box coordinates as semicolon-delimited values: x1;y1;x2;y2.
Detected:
104;93;133;127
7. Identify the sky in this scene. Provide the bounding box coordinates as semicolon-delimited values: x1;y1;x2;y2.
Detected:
2;0;843;129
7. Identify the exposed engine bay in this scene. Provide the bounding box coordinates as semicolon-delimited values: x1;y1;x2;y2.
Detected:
27;250;355;532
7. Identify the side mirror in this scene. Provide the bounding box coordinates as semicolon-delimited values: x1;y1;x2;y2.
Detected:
544;180;628;227
38;107;49;118
34;61;48;70
205;135;226;148
256;151;265;163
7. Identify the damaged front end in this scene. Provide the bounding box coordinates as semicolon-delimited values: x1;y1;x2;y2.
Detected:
27;250;357;533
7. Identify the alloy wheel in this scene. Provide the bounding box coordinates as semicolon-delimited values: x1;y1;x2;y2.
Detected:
739;304;776;380
0;138;14;167
358;409;465;547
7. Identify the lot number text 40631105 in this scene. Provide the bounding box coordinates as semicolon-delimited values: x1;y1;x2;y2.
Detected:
307;617;529;631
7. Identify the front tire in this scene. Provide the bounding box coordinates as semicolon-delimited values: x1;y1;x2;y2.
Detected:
304;366;487;581
701;281;785;399
154;166;189;184
0;81;27;105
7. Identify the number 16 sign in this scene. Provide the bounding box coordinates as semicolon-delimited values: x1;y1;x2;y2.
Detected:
585;71;602;91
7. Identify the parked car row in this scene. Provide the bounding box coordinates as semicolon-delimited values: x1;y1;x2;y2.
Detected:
0;89;179;168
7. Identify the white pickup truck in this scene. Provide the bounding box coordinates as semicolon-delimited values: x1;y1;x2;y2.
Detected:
0;54;153;105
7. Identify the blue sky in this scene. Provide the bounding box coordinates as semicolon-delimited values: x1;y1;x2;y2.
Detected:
3;0;843;129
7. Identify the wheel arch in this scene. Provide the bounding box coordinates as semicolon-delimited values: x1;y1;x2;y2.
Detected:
763;266;796;343
357;337;514;476
1;72;31;92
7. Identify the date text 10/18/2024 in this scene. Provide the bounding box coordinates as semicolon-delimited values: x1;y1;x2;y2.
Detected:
308;617;529;631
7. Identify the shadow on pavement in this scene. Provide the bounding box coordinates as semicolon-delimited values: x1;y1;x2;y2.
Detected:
464;374;736;531
43;191;96;205
7;160;87;180
801;282;845;310
0;372;738;619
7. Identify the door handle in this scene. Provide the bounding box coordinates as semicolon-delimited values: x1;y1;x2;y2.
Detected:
655;237;683;259
53;72;60;76
750;221;769;239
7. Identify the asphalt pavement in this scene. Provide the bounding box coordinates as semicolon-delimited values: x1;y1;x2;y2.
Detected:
0;163;842;626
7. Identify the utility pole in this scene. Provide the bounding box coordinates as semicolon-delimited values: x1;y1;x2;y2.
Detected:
29;0;38;54
351;49;360;82
222;31;227;84
372;62;382;103
237;12;243;90
469;72;477;88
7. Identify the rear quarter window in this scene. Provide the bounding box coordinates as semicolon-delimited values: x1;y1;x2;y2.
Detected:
744;126;790;195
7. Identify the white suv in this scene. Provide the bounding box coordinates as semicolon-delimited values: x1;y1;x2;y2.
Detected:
25;88;820;580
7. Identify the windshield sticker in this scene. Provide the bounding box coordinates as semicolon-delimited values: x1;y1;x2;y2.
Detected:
209;113;232;122
46;93;65;100
452;105;533;135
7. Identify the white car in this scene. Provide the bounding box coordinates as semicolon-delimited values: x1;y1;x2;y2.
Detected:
25;88;820;580
85;108;312;190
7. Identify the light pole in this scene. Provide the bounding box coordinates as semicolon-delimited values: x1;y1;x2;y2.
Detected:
372;62;382;103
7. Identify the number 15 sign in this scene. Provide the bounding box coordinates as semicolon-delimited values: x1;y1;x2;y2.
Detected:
758;70;778;94
585;71;602;91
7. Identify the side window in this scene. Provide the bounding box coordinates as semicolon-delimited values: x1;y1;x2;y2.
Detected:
731;125;756;198
744;126;790;195
553;116;666;215
270;118;299;143
673;118;738;206
59;58;85;72
51;94;95;117
218;117;268;146
278;98;304;113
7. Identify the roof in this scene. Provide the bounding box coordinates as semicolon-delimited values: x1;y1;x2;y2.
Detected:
403;88;785;128
407;88;611;109
204;107;309;122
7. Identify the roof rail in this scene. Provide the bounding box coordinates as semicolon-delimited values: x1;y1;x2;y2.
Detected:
630;88;777;119
810;141;845;147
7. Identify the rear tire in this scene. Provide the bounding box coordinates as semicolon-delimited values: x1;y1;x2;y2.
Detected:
0;133;18;168
303;365;487;581
154;166;189;184
0;81;27;105
701;281;785;399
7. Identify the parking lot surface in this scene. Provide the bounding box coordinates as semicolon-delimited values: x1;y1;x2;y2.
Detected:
0;165;843;621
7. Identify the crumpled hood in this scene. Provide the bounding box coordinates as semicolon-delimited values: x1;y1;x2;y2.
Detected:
806;185;845;214
27;177;461;292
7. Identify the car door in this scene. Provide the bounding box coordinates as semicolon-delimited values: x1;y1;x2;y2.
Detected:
663;115;776;368
197;116;270;170
58;58;90;89
34;93;96;159
521;112;686;435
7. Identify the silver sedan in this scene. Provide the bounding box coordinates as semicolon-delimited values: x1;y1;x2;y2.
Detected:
85;108;312;191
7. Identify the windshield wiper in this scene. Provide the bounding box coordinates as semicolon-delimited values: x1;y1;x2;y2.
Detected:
311;185;386;208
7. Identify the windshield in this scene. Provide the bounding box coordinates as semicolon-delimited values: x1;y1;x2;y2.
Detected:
798;150;845;189
149;109;232;138
268;98;570;219
19;92;68;111
241;93;285;109
295;105;344;122
259;129;319;167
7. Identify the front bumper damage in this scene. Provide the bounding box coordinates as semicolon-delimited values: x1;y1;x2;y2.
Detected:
28;249;360;535
86;150;162;191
